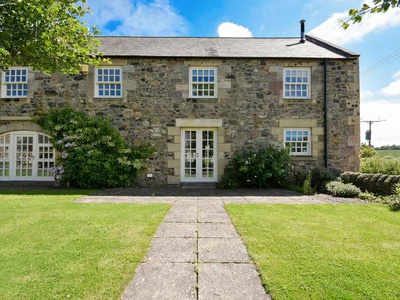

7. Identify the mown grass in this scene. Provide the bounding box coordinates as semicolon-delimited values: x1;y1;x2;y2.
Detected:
0;190;170;299
226;204;400;300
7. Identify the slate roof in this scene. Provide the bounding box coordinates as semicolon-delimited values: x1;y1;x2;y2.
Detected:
97;35;359;59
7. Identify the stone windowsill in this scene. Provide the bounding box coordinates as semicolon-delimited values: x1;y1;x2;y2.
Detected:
186;98;219;104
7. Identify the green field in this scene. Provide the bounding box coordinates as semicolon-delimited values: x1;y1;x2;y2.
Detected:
377;150;400;157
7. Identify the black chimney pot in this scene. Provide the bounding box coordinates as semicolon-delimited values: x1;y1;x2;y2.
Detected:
300;19;306;43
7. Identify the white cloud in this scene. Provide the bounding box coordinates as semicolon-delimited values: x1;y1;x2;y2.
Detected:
380;70;400;96
217;22;253;37
361;100;400;146
361;90;374;102
86;0;188;36
309;8;400;45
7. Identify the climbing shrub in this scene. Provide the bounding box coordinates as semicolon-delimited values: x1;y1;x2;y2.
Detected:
37;107;154;188
218;141;291;189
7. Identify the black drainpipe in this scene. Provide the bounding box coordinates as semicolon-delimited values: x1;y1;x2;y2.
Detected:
324;59;328;168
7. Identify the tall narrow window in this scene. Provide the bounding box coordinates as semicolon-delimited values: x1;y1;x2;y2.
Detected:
1;67;28;98
190;67;217;98
283;68;310;99
95;67;122;98
284;129;311;156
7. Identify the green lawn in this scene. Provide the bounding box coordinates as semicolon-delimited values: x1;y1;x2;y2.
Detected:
377;150;400;157
226;204;400;300
0;190;170;299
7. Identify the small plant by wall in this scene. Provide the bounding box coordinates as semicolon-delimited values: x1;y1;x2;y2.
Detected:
37;107;154;188
325;181;361;198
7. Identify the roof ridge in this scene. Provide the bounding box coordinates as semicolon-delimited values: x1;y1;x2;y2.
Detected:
97;36;300;40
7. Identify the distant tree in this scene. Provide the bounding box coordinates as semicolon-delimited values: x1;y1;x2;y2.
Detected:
376;145;400;150
342;0;400;29
0;0;104;74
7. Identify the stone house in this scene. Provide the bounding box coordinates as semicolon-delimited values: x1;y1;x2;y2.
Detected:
0;34;360;186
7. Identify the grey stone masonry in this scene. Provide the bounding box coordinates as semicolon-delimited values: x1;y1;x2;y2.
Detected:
0;54;360;186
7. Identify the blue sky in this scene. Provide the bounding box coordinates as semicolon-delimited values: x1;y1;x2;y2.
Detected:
85;0;400;146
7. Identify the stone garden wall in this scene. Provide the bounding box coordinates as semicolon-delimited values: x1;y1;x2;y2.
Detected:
341;172;400;195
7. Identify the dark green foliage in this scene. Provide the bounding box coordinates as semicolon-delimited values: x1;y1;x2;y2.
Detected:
388;183;400;212
302;172;315;195
0;0;105;74
218;141;291;189
326;181;361;198
310;167;342;192
342;0;399;29
37;107;154;188
360;144;377;158
376;145;400;150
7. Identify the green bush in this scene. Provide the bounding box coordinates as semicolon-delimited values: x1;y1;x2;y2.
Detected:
310;167;342;192
360;156;400;175
218;141;291;189
302;172;315;195
326;181;361;198
358;191;377;201
360;144;377;158
388;183;400;212
37;107;154;188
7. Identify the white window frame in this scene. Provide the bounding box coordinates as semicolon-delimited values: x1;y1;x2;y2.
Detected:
283;68;311;99
1;67;28;98
94;67;123;98
284;128;311;156
189;67;217;98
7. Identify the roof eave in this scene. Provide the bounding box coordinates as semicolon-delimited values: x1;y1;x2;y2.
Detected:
305;34;360;58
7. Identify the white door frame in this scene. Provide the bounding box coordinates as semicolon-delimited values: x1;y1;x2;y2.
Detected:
180;128;218;182
0;131;55;181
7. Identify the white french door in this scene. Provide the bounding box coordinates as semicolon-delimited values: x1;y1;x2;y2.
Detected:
181;128;217;182
0;131;55;181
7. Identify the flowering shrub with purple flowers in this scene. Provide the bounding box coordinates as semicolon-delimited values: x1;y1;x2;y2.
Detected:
37;107;154;188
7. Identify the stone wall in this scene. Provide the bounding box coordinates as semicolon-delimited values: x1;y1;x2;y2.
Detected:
0;57;360;186
341;172;400;195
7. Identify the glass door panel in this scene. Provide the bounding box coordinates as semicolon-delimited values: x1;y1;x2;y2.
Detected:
15;135;35;178
181;129;217;182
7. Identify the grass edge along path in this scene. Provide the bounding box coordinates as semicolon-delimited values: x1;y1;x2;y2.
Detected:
226;204;400;300
0;191;170;299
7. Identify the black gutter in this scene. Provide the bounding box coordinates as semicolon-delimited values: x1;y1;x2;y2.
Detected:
324;59;328;168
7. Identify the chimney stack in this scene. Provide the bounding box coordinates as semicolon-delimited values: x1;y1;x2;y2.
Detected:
300;19;305;43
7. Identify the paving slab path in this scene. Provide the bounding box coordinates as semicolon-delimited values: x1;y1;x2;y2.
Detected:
76;188;366;300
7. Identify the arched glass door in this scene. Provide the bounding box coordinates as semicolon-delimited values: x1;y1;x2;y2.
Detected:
0;131;55;181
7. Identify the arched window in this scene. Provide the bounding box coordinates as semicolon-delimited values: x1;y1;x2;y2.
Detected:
0;131;55;181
